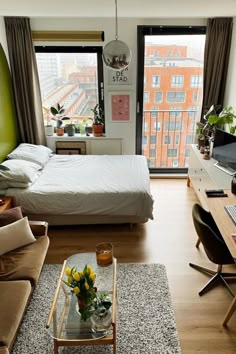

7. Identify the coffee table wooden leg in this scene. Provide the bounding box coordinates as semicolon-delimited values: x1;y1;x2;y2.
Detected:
223;296;236;326
113;323;117;354
54;340;59;354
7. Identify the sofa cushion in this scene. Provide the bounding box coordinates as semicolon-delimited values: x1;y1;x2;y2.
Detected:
0;207;23;227
0;235;49;286
0;217;36;255
0;280;31;349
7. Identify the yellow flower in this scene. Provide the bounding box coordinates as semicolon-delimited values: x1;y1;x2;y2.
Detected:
87;265;92;274
84;282;89;290
90;272;96;282
73;286;80;295
79;271;83;277
65;267;71;276
73;272;80;281
67;276;73;284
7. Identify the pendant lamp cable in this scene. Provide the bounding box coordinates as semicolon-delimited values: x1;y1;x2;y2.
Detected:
115;0;118;40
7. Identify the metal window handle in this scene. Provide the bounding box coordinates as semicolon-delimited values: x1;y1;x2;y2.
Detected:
137;101;140;113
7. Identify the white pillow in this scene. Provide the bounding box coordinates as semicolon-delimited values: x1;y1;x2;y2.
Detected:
0;217;36;255
0;159;41;183
0;181;30;189
7;143;52;167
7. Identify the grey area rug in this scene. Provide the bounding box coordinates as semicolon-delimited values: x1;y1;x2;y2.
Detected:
12;263;181;354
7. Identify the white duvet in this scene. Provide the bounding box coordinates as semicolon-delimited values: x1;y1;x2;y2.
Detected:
5;155;154;219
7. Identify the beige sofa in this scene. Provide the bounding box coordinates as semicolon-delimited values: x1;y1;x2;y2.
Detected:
0;221;49;353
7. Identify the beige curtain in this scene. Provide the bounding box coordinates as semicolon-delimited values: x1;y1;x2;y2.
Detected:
4;17;46;145
201;17;233;119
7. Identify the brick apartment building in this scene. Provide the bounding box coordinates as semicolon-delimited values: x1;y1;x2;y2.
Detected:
143;44;203;168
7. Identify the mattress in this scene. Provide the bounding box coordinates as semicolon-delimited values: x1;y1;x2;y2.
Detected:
5;155;154;220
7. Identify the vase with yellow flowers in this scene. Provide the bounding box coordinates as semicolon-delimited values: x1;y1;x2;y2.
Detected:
64;264;97;321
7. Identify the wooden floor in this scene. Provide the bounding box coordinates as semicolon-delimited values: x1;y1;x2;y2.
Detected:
45;178;236;353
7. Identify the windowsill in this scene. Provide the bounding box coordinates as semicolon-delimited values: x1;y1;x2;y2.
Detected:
46;134;107;139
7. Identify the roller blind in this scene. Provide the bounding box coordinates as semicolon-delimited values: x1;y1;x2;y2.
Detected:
32;30;104;42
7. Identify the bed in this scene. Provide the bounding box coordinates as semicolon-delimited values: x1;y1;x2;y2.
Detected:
0;144;154;225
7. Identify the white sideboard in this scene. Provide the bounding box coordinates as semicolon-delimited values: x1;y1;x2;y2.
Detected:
46;135;124;155
188;144;232;209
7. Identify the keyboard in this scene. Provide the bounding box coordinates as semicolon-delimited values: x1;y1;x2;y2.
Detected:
224;204;236;225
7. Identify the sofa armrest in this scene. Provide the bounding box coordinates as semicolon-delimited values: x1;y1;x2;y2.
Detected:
29;221;48;237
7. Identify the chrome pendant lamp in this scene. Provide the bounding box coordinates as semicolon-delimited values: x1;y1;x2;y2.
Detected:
102;0;132;70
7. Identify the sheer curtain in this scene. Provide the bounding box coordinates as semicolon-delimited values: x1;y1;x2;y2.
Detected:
201;17;233;119
4;17;46;145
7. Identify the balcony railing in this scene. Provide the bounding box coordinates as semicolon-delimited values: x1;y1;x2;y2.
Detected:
142;109;200;171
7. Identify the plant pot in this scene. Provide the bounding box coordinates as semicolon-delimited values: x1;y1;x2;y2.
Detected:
92;124;104;137
66;124;75;136
45;125;54;136
56;127;64;136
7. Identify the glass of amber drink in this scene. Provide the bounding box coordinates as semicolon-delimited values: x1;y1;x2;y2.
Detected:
96;242;113;266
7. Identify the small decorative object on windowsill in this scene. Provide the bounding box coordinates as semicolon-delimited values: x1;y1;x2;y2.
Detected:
203;146;210;160
90;104;105;137
50;103;70;137
66;124;76;136
64;264;97;322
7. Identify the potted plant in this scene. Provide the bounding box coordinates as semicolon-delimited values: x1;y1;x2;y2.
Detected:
195;121;207;150
91;104;105;137
50;103;70;136
208;105;236;136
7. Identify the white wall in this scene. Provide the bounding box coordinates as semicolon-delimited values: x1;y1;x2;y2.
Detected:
0;16;9;63
31;17;206;153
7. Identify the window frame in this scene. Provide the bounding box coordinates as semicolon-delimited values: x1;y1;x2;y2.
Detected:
34;45;104;119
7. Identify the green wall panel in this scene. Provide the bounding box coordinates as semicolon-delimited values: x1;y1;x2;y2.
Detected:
0;44;18;162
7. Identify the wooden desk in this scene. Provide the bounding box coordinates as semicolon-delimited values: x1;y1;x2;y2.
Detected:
188;146;236;325
203;191;236;258
188;145;236;255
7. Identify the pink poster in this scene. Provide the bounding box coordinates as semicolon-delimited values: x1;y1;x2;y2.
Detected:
111;94;130;121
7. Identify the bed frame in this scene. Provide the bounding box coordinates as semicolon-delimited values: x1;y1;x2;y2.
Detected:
25;214;148;225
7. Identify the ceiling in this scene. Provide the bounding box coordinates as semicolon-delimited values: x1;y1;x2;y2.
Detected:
1;0;236;18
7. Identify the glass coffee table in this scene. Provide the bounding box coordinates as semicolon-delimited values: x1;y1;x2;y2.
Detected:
46;253;117;354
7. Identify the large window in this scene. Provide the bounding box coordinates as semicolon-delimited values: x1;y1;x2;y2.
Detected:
35;46;104;128
136;25;206;173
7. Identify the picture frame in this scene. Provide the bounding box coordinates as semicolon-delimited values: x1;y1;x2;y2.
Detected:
108;92;132;122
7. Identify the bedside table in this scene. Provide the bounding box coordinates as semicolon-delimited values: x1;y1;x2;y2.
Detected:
0;197;14;212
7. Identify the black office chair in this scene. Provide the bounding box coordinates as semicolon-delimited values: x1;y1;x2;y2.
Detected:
189;203;236;297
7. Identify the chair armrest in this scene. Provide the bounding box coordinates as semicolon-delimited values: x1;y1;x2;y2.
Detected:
29;220;48;237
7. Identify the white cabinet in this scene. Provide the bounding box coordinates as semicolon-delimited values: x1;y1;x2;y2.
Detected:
46;135;123;155
188;145;232;209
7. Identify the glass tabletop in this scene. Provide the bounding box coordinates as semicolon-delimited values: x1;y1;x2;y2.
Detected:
46;252;115;341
